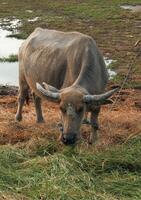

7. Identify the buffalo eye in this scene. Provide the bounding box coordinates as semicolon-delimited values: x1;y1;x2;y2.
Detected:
60;106;66;114
77;107;83;113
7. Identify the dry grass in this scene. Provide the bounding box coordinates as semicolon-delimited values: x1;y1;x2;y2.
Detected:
100;89;141;147
0;192;27;200
0;89;141;147
0;89;141;199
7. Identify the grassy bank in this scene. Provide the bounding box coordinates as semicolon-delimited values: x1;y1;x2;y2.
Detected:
0;0;141;86
0;54;18;62
0;134;141;199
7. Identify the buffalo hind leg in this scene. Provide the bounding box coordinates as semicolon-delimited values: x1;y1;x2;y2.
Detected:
32;93;44;123
15;84;29;121
89;107;100;144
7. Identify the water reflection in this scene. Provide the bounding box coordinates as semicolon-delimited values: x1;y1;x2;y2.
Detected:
104;58;117;79
0;28;24;58
0;18;23;86
0;62;18;86
0;18;23;58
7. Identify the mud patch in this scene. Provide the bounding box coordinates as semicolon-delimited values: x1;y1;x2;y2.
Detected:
26;10;33;13
28;17;40;22
0;85;18;95
121;5;141;13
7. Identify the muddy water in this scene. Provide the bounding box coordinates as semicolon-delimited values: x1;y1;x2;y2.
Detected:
105;59;117;79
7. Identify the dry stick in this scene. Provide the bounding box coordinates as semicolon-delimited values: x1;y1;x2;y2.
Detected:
104;40;141;142
109;61;133;111
110;40;141;111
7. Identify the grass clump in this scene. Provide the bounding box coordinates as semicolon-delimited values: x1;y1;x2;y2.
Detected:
26;137;60;157
7;32;27;39
0;135;141;199
0;54;18;62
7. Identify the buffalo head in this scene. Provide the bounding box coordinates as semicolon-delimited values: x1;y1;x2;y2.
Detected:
36;82;118;145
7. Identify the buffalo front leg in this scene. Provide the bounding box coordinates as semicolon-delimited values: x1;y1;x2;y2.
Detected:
89;107;100;144
15;87;29;121
33;93;44;123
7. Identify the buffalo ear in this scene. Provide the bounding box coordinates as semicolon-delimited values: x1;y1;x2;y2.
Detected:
42;82;59;92
92;99;113;105
36;82;60;101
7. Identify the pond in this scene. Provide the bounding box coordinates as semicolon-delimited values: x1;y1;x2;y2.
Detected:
0;18;23;86
0;18;24;58
0;28;24;57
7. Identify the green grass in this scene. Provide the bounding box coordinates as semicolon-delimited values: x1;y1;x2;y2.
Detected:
0;0;140;87
0;135;141;199
0;0;141;38
0;54;18;62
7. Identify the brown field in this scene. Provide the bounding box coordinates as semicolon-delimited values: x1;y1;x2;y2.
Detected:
0;88;141;148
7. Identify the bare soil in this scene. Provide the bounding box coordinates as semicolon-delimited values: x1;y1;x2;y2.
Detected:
0;86;141;147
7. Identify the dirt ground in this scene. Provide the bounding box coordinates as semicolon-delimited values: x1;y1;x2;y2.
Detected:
0;86;141;147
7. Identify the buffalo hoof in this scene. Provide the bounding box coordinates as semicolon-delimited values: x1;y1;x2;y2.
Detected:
88;133;98;145
36;118;45;123
88;139;97;145
15;114;22;122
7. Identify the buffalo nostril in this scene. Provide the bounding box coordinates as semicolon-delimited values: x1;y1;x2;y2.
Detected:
62;134;76;145
62;136;67;143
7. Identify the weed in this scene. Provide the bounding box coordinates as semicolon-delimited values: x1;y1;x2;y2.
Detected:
0;54;18;62
0;135;141;199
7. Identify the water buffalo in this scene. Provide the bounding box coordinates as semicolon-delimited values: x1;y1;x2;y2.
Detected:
16;28;118;145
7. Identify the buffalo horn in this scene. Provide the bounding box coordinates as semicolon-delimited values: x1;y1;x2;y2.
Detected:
36;82;60;100
83;88;119;103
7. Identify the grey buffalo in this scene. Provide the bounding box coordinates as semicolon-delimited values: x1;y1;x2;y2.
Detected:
16;28;118;145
